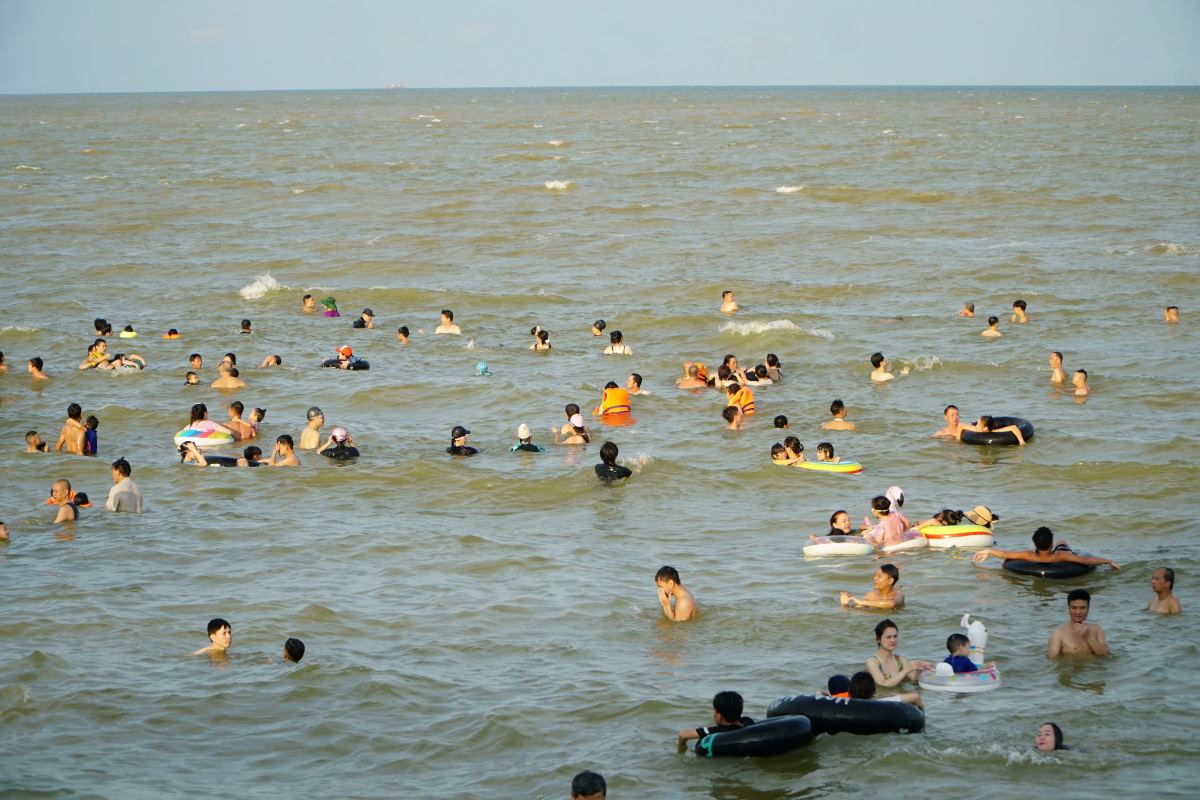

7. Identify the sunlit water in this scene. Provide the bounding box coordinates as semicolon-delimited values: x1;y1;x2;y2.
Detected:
1;87;1198;798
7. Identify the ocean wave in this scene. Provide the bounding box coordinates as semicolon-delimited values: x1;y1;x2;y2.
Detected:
0;325;40;333
83;175;110;181
238;273;288;300
720;319;834;340
1147;242;1190;256
543;180;573;190
900;355;943;372
14;165;42;171
546;139;566;147
775;186;804;194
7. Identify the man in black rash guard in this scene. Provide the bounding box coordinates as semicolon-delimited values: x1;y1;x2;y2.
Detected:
594;441;631;481
447;425;477;456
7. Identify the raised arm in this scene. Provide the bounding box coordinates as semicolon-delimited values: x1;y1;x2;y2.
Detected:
1057;552;1120;570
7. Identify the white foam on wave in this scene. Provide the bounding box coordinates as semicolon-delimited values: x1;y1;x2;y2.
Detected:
1147;242;1189;256
1;325;40;333
721;320;796;335
626;453;654;473
901;355;943;372
547;139;565;146
543;180;572;190
463;339;477;350
775;185;804;194
14;165;42;171
238;273;288;300
291;188;305;194
84;175;110;181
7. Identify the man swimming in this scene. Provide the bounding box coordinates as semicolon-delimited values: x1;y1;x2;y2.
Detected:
594;441;632;481
352;308;375;329
973;526;1119;570
55;403;86;454
25;431;48;452
1147;567;1181;615
1049;351;1066;384
626;372;649;395
28;357;50;381
1072;369;1090;396
722;405;743;431
193;618;233;657
933;404;965;439
1164;305;1180;324
675;363;707;389
1011;299;1029;323
1048;589;1109;658
48;479;80;523
822;399;859;431
302;294;315;313
225;401;256;440
720;290;739;314
957;302;975;318
265;434;301;466
655;566;697;621
981;316;1003;338
298;407;324;450
435;309;461;335
445;425;475;456
210;364;245;390
869;352;894;383
104;457;143;513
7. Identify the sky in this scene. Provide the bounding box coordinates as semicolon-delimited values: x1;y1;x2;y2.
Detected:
2;0;1198;93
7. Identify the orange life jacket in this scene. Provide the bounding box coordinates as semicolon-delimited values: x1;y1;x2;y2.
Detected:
595;387;631;415
730;386;756;415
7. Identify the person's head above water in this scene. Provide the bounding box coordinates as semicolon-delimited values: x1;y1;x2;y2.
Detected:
773;414;788;429
830;399;846;417
450;425;469;444
604;381;618;390
592;319;606;335
283;637;305;663
870;352;885;369
1032;526;1054;552
306;406;324;422
190;403;208;423
830;509;852;534
609;330;623;344
870;495;891;515
322;296;337;309
441;309;454;322
599;440;619;465
67;403;82;421
331;427;349;443
571;770;606;800
816;442;834;460
848;671;876;700
1036;722;1065;751
516;423;532;442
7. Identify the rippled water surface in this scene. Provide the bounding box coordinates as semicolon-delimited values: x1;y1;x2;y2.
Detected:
1;87;1198;798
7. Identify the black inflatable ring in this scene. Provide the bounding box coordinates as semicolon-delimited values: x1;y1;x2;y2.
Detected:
1003;558;1093;579
321;358;370;371
961;416;1034;446
767;694;924;735
696;716;814;757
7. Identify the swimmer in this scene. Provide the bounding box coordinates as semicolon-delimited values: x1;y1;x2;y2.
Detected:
266;435;301;466
352;308;375;329
957;301;975;318
210;364;245;390
25;431;48;453
765;353;783;381
178;441;238;467
93;318;111;336
862;495;908;549
48;479;80;523
720;289;739;315
594;440;632;481
676;691;751;753
529;328;551;351
236;446;265;467
725;382;755;415
319;427;361;460
1164;305;1180;324
959;414;1026;445
396;326;410;344
822;399;859;431
841;563;905;609
571;770;606;800
1048;588;1110;658
445;425;476;456
0;351;5;373
850;671;922;708
510;423;545;453
105;457;142;512
28;357;50;381
225;401;256;440
1072;369;1089;396
675;362;707;389
722;405;743;431
189;353;203;370
973;526;1119;570
302;294;315;313
321;297;340;317
816;509;857;540
773;414;789;429
981;316;1003;338
187;403;235;440
655;566;696;622
193;618;232;657
119;324;137;338
783;436;805;462
865;619;930;689
914;508;964;528
593;381;631;416
815;442;840;463
184;371;199;385
163;328;180;339
721;354;748;383
435;309;460;335
591;319;606;337
283;638;305;663
1036;722;1066;752
79;339;108;369
626;372;648;395
0;521;7;542
962;505;998;528
55;402;86;454
1147;567;1181;615
770;442;796;464
1049;351;1066;385
553;412;591;445
332;345;363;369
240;318;253;334
83;416;99;456
1011;299;1029;324
869;352;894;383
603;330;632;355
746;364;773;385
933;404;964;438
259;354;282;367
97;352;146;371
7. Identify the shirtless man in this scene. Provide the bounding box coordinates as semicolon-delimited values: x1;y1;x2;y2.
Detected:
720;290;739;315
302;294;315;313
28;357;50;381
298;407;325;450
822;399;859;431
79;339;107;369
1011;299;1029;324
48;479;80;523
1164;305;1180;324
869;352;894;383
722;405;743;431
675;363;707;389
1049;351;1066;385
655;566;697;622
266;434;301;466
1048;589;1109;658
981;316;1003;338
435;309;461;335
55;403;86;454
934;404;965;439
1147;567;1181;615
193;618;233;657
25;431;48;452
211;364;245;390
189;353;203;370
973;526;1120;571
225;401;256;440
957;302;975;318
1072;369;1089;397
626;373;649;396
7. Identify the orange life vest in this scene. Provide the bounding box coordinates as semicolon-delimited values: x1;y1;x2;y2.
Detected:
730;386;756;415
595;387;631;415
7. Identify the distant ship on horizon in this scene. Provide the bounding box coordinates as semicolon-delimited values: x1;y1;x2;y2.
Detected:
386;83;405;89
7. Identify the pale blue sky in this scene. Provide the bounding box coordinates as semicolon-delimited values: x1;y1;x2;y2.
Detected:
2;0;1198;93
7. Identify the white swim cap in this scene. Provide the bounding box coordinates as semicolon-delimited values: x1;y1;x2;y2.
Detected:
516;423;531;439
331;427;348;442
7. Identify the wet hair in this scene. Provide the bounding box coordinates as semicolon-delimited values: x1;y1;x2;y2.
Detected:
185;371;198;383
441;309;454;321
1158;567;1175;588
190;403;208;423
879;563;899;586
1013;299;1027;310
721;405;739;423
871;495;891;514
230;401;244;415
303;294;312;302
599;441;618;465
978;415;995;431
963;302;975;312
1032;526;1054;552
189;353;201;363
207;618;230;636
1051;351;1063;362
770;443;786;459
722;354;737;368
830;510;849;527
830;399;845;416
1166;305;1179;312
1075;368;1088;379
605;381;619;390
870;352;885;368
243;446;262;461
85;415;99;430
571;770;606;799
754;364;769;379
609;330;623;344
251;408;266;423
1042;722;1065;750
530;325;540;336
766;353;780;367
268;355;282;365
655;565;681;584
725;383;740;396
848;672;876;700
946;633;970;653
812;443;832;461
716;365;732;382
111;457;131;477
284;638;305;662
122;324;134;333
628;372;642;388
934;508;963;525
686;363;699;377
167;328;179;336
230;368;240;378
73;492;90;506
987;316;999;326
565;403;580;418
397;326;409;337
25;430;41;444
67;403;82;420
537;329;549;344
221;352;235;364
712;691;744;723
592;319;606;331
1066;588;1091;606
721;290;734;299
874;618;898;644
944;404;958;416
773;415;788;429
240;319;251;329
276;434;294;448
30;357;44;370
93;318;107;331
783;436;803;453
